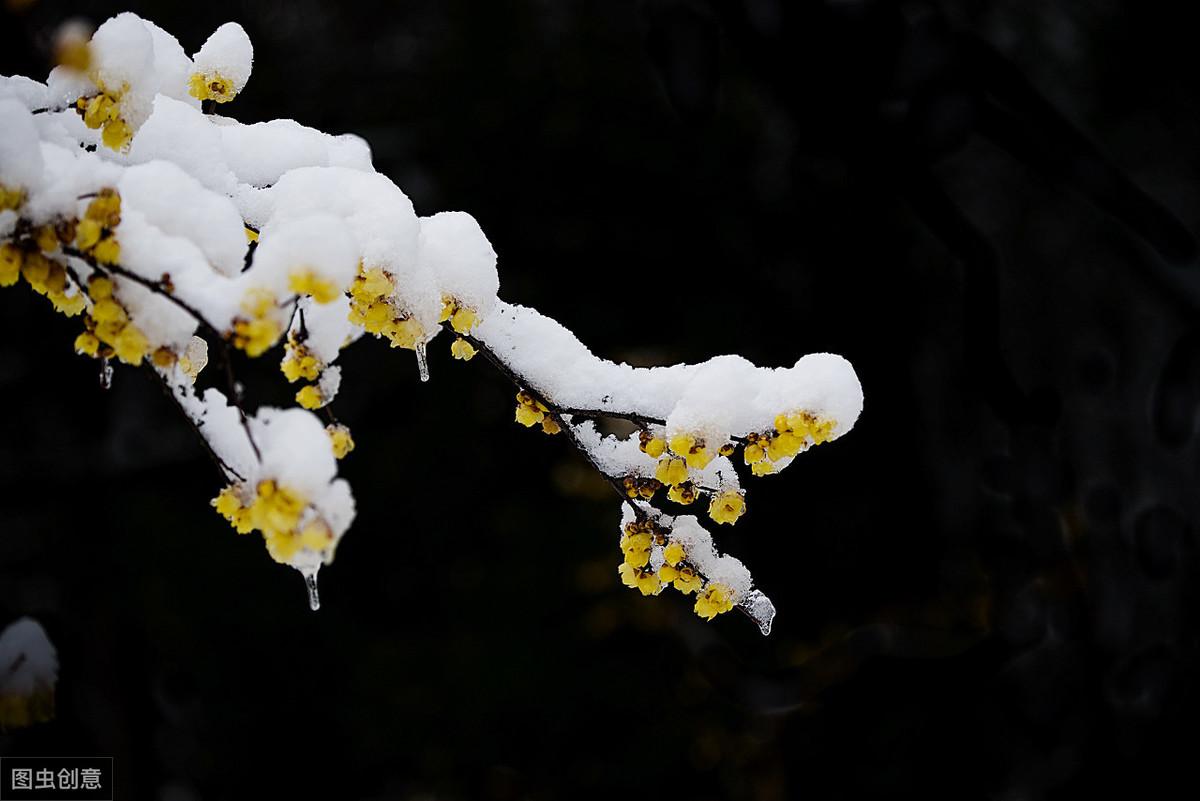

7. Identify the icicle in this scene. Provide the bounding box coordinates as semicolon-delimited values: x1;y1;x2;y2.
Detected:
99;357;113;389
739;589;775;636
303;570;320;611
415;340;430;382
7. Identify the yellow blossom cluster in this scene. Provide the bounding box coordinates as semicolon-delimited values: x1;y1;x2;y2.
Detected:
75;275;151;365
439;296;478;334
693;582;735;620
621;475;662;500
743;410;837;476
74;188;121;265
188;71;237;103
212;480;334;564
75;89;132;151
347;265;423;349
514;390;560;434
281;336;321;382
616;519;732;618
231;288;282;357
2;242;86;317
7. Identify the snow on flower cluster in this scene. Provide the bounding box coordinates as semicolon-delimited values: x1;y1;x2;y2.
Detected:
0;618;58;729
0;13;864;631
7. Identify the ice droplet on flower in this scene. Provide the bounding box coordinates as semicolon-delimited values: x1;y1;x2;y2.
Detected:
415;341;429;383
303;569;320;611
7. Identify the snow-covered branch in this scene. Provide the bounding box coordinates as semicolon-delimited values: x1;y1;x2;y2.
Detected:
0;12;863;632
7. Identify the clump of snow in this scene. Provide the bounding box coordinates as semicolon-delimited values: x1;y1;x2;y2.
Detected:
192;22;253;94
0;618;58;698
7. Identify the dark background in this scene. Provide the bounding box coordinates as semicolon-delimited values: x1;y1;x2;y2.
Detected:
3;1;1199;799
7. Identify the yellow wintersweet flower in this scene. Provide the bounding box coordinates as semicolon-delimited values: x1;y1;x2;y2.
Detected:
638;430;666;458
357;267;394;298
288;268;340;304
0;183;26;211
515;404;542;427
707;490;746;525
669;433;713;470
296;384;324;409
232;316;282;357
299;522;333;552
250;480;306;538
660;564;703;594
188;72;236;103
88;276;113;299
0;683;55;730
743;442;765;464
281;340;321;382
450;306;477;334
541;416;561;435
73;331;99;357
384;317;423;350
100;117;132;151
211;486;254;534
327;424;355;459
663;541;686;566
654;456;688;487
90;236;120;264
750;459;777;477
0;243;22;286
450;336;476;361
151;347;177;368
667;482;696;505
91;297;126;324
112;324;149;365
35;225;59;253
620;531;653;568
263;530;301;564
767;431;805;461
694;582;735;619
19;253;50;292
618;563;663;596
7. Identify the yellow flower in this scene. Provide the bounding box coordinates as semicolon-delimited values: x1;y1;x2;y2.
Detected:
80;94;118;129
669;432;712;469
151;346;176;368
384;317;423;350
281;341;321;382
541;416;561;435
660;564;703;594
101;117;133;151
188;72;236;103
35;225;59;253
91;297;126;324
667;482;696;505
296;384;324;409
663;541;686;566
0;685;55;730
767;431;805;461
20;253;50;292
0;243;24;287
694;582;735;619
450;305;477;334
620;531;653;568
356;267;394;298
638;430;666;458
73;331;99;356
84;189;121;226
299;522;333;551
707;490;745;525
88;276;113;299
327;423;355;459
618;563;663;596
515;404;542;427
450;336;476;361
249;480;306;538
750;459;777;477
211;486;254;534
112;324;149;365
0;183;26;211
91;236;120;264
654;456;688;487
288;268;340;304
232;318;282;357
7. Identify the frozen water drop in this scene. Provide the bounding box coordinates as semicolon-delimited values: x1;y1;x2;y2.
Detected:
304;571;320;611
739;589;775;636
415;341;430;383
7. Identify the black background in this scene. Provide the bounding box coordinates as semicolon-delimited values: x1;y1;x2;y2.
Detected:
2;1;1199;799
